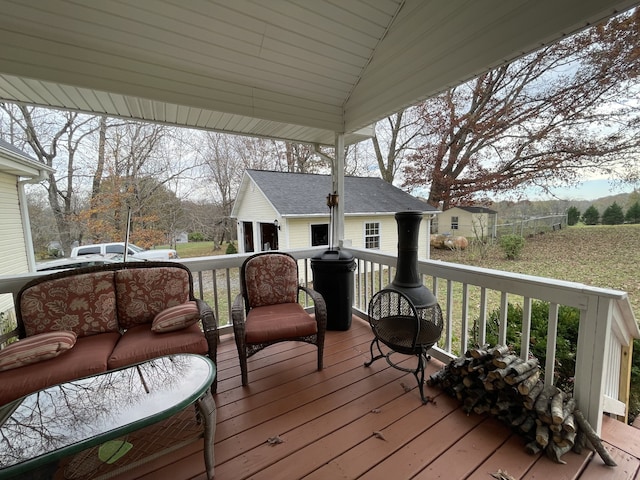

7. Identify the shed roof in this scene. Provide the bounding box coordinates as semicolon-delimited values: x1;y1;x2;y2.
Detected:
455;206;498;215
0;1;635;146
235;169;435;217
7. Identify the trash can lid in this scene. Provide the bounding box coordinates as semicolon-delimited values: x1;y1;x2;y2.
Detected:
311;248;354;262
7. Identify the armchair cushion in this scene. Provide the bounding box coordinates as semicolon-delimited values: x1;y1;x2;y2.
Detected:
244;254;298;307
245;303;318;344
152;301;200;333
0;331;77;372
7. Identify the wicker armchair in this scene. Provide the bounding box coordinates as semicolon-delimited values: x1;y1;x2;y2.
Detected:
231;252;327;386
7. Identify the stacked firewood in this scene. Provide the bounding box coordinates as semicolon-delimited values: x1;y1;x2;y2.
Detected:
427;345;616;466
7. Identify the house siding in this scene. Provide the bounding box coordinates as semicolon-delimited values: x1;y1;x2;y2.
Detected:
287;217;330;249
0;172;28;313
437;207;496;239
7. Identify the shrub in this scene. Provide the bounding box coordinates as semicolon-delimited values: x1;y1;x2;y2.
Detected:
225;242;237;254
625;201;640;224
188;232;206;242
582;205;599;225
477;300;580;392
499;234;524;259
601;202;625;225
567;206;580;226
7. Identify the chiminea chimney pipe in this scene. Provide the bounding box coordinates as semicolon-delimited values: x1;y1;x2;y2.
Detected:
387;211;438;309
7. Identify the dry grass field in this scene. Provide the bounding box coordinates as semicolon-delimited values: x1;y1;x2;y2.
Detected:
429;224;640;318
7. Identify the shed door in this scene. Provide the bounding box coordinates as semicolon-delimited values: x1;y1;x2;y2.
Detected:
260;222;278;251
243;222;254;253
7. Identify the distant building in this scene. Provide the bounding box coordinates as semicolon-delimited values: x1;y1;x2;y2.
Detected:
435;206;498;239
231;170;439;259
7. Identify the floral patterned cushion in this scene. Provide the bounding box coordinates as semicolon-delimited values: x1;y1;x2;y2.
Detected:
244;254;298;308
0;331;77;372
115;267;191;329
20;271;118;337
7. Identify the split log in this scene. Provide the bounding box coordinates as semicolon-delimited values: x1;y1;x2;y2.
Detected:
547;442;573;465
523;381;544;410
493;354;520;369
550;391;565;425
510;358;539;377
525;440;542;455
573;409;616;467
536;423;550;447
563;414;575;433
517;370;541;395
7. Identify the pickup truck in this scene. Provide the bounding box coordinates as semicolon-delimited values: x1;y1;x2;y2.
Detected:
70;242;179;260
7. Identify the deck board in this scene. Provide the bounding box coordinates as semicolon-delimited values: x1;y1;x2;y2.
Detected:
50;316;640;480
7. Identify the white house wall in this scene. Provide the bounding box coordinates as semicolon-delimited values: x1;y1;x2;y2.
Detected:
0;172;28;313
287;217;330;250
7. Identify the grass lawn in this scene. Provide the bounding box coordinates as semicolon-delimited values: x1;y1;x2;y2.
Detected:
429;224;640;317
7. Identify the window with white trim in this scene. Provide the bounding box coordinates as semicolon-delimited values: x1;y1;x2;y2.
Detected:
364;222;380;249
451;216;459;230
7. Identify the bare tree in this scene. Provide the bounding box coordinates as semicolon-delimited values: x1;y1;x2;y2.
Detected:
0;104;99;256
371;108;425;183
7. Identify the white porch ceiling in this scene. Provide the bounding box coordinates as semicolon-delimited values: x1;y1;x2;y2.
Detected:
0;0;637;146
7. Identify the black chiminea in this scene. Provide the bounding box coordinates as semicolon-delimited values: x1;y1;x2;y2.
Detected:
365;211;443;404
386;211;439;309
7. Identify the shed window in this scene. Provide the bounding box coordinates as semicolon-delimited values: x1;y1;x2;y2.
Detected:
365;222;380;249
311;224;329;246
451;216;459;230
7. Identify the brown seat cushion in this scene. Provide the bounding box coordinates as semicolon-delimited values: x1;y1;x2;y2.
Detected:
245;303;318;344
0;332;120;406
107;323;208;369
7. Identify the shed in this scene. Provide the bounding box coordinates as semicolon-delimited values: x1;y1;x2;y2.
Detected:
231;170;439;259
435;206;498;240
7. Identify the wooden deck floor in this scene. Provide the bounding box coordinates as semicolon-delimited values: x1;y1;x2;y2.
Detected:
110;317;640;480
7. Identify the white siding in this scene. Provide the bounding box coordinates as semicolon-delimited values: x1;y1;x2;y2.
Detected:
287;217;330;250
235;181;279;252
0;172;28;313
235;182;276;219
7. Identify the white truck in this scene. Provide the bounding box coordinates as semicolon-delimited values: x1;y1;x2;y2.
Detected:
70;242;179;260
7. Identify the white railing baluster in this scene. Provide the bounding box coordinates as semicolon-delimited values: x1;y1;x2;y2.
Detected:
499;292;508;346
545;303;559;386
445;279;453;352
520;297;532;360
477;287;488;346
461;283;469;355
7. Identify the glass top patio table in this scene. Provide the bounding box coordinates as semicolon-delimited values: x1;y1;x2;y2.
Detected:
0;353;215;478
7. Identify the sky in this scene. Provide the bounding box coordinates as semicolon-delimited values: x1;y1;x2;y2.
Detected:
527;179;636;201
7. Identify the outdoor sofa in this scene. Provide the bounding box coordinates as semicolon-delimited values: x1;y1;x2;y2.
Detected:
0;261;217;406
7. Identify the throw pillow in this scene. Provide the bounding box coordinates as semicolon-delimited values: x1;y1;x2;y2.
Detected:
0;331;77;372
152;301;200;333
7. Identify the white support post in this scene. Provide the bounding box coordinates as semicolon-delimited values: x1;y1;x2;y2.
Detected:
334;133;345;246
574;295;613;435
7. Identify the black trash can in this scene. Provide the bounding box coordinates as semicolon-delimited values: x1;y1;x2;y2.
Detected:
311;249;356;330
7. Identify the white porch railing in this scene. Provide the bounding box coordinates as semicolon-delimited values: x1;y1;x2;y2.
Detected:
0;246;637;435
